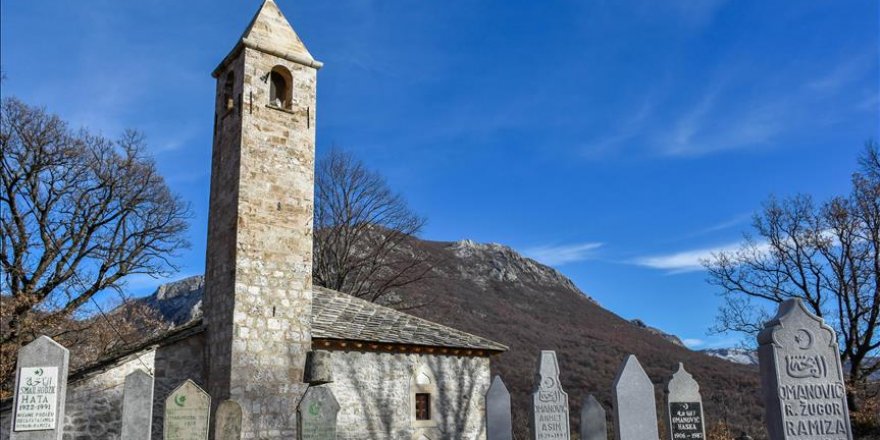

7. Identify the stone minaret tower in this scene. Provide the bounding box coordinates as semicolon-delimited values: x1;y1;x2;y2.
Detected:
203;0;321;437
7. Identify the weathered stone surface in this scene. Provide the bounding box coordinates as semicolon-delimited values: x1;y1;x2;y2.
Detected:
666;363;705;440
758;299;853;440
214;401;242;440
122;370;154;440
612;355;659;440
328;351;490;439
297;387;339;440
202;0;319;438
579;395;607;440
304;351;333;385
10;336;69;440
530;351;570;440
164;380;210;440
486;376;512;440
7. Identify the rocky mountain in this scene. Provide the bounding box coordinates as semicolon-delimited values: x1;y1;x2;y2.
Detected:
701;348;759;365
138;237;767;437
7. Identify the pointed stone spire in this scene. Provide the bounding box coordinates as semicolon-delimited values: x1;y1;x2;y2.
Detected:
612;355;659;440
215;0;321;76
241;0;314;60
486;376;513;440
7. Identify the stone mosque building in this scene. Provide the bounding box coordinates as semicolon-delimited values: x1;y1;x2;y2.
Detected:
0;1;506;439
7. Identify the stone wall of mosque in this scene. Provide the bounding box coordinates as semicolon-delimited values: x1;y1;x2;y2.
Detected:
327;350;492;440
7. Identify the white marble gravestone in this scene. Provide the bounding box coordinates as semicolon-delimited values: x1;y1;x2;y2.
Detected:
297;386;340;440
666;363;706;440
10;336;69;440
486;376;513;440
758;299;853;440
612;355;659;440
531;351;570;440
164;380;210;440
122;369;154;440
580;394;607;440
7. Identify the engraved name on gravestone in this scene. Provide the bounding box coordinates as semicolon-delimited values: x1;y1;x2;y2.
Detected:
531;351;570;440
758;299;853;440
122;370;154;440
612;355;659;440
164;380;210;440
666;363;706;440
486;376;513;440
580;394;607;440
11;335;69;440
297;386;340;440
214;400;242;440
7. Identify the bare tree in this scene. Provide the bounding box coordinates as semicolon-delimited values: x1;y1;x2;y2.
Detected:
705;142;880;385
313;148;432;304
0;97;191;349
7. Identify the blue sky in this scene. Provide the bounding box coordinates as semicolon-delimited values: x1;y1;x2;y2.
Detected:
2;0;878;349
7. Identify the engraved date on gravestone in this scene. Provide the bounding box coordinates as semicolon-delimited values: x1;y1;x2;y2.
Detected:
669;402;704;440
13;367;59;431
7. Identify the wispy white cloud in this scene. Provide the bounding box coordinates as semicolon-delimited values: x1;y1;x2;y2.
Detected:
633;238;775;274
674;213;752;241
523;242;603;267
659;89;786;157
807;53;875;93
682;338;705;348
632;242;743;273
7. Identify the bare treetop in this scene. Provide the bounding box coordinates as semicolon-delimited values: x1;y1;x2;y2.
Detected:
313;148;431;304
0;97;191;347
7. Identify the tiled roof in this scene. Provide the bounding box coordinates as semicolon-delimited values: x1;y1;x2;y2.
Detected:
311;286;507;352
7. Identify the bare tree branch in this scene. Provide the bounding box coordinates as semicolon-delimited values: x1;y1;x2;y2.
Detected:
705;141;880;385
0;97;191;349
313;148;433;305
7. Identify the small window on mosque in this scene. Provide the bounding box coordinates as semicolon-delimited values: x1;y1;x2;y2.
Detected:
223;72;235;111
268;67;292;109
415;393;431;421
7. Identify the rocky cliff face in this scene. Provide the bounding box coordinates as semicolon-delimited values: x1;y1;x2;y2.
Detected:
137;276;203;325
447;240;585;295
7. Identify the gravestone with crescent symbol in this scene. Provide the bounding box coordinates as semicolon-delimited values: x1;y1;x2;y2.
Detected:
10;335;70;440
297;386;340;440
758;299;853;440
612;355;659;440
163;380;210;440
530;351;570;440
666;363;706;440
